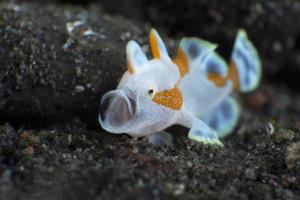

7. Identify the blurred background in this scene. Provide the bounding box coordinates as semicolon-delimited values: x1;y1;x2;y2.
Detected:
33;0;300;87
44;0;300;84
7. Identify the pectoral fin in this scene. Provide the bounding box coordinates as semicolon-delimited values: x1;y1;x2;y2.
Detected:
185;115;223;146
188;125;223;146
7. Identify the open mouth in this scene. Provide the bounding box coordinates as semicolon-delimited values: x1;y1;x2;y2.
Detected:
99;89;137;133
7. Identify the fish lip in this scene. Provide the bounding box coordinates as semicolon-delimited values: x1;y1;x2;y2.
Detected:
123;87;138;115
99;88;137;133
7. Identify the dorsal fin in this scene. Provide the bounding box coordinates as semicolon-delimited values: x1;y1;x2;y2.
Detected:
126;40;149;74
204;52;229;87
230;29;262;92
173;47;189;77
206;29;262;91
203;52;228;77
149;29;171;62
174;38;217;77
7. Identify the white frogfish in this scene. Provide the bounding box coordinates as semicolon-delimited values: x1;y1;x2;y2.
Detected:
99;29;261;146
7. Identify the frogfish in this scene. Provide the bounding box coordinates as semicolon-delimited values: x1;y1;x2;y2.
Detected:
99;29;261;146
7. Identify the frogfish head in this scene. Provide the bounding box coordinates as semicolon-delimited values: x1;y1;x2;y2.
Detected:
99;87;137;134
99;29;181;136
99;81;176;136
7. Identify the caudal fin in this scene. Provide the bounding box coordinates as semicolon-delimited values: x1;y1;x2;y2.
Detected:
203;96;240;138
228;29;262;92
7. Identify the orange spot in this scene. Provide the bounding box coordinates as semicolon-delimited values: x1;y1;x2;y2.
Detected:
207;60;240;90
228;60;240;90
127;60;135;74
153;86;183;110
173;47;189;77
149;30;160;59
207;73;228;87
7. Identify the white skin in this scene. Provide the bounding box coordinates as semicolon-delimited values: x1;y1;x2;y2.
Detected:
99;29;233;145
100;60;181;137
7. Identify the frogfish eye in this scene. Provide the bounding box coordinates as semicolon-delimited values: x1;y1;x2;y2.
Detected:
148;89;154;95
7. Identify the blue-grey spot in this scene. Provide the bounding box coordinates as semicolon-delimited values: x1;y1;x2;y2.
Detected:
206;60;222;75
221;100;233;120
243;72;251;86
236;49;252;73
188;42;201;60
209;116;219;131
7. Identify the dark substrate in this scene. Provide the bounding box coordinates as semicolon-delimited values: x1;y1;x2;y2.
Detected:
1;88;300;199
0;1;300;200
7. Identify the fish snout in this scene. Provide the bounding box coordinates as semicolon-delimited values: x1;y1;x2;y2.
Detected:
99;89;137;132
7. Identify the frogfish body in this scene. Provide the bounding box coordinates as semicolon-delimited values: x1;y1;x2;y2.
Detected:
99;29;261;145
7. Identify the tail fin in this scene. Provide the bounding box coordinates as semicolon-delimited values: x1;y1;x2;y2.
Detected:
203;96;240;138
228;29;262;92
